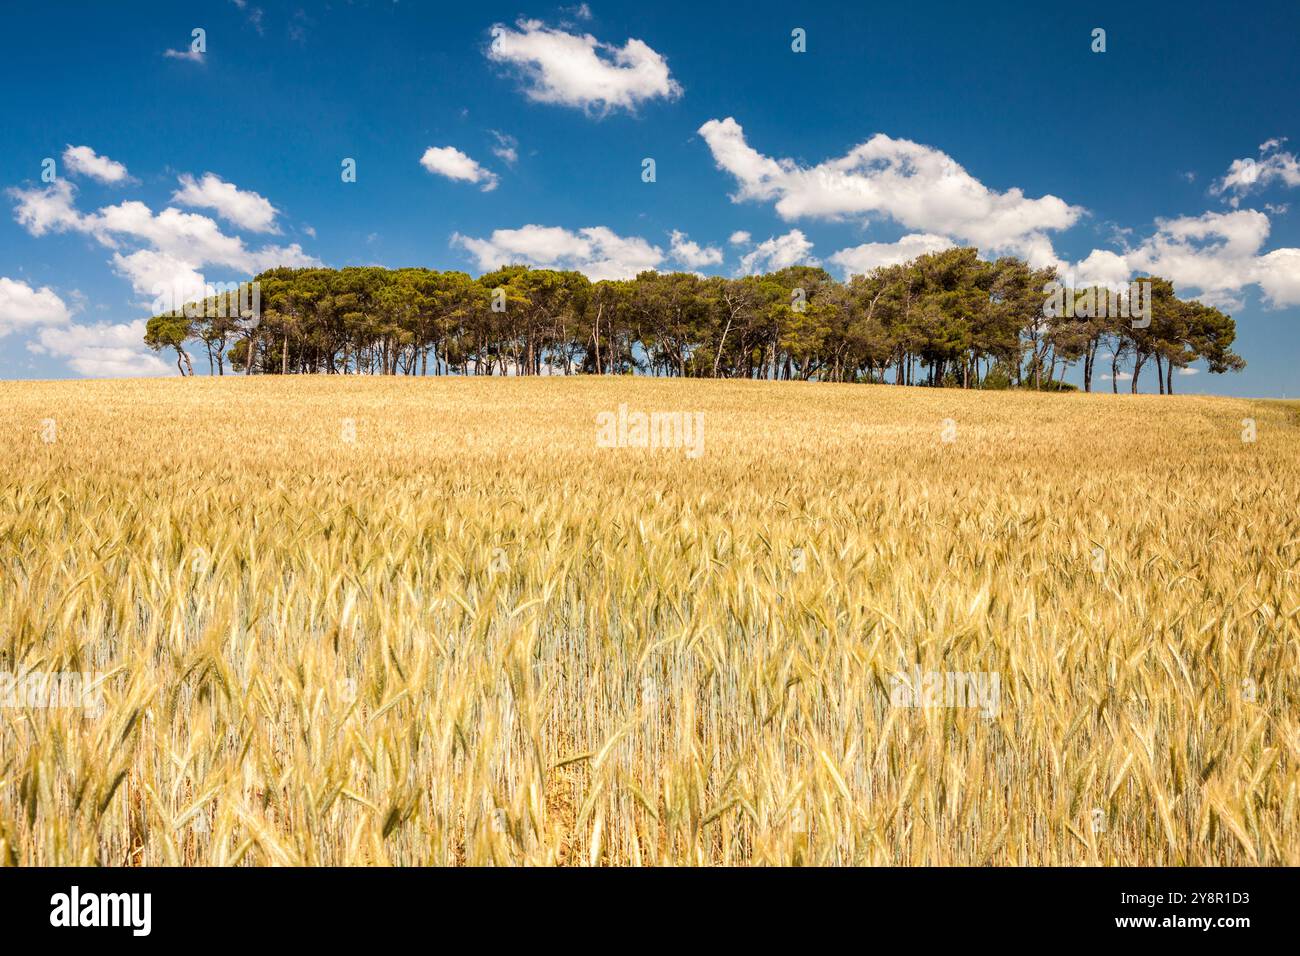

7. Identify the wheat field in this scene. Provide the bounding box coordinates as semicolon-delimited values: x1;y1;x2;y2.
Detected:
0;376;1296;866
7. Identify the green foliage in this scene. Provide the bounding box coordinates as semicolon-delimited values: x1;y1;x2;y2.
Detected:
140;250;1245;390
980;363;1014;390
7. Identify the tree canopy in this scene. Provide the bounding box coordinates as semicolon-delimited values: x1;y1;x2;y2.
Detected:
145;247;1243;394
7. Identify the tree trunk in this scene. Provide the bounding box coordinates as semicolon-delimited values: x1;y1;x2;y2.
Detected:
1131;353;1146;393
713;313;733;378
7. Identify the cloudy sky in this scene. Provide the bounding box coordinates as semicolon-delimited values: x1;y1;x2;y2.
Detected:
1;0;1298;393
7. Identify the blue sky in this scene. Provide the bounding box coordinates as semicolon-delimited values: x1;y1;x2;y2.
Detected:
1;0;1298;393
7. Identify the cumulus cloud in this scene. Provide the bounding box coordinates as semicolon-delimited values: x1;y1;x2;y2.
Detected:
1253;247;1300;308
62;145;131;185
669;230;723;269
1067;209;1300;309
0;277;72;335
1212;139;1300;207
737;229;816;275
30;319;171;377
698;117;1080;267
88;202;316;292
110;251;209;309
8;179;82;235
487;19;681;113
452;224;662;280
829;233;955;277
1125;210;1271;307
1070;248;1134;290
8;159;315;377
419;146;500;191
9;180;319;311
728;230;751;246
172;172;280;232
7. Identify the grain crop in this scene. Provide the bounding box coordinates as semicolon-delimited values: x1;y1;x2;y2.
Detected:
0;376;1296;865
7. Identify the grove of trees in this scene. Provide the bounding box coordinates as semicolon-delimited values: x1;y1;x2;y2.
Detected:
144;246;1243;393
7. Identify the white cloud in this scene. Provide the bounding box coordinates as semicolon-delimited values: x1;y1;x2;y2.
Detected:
0;278;72;335
728;230;751;246
86;200;317;283
1068;209;1300;309
8;169;316;377
1253;247;1300;308
1070;248;1134;290
62;145;131;185
490;131;519;166
1212;139;1300;206
9;181;319;309
1178;367;1199;376
163;47;205;64
487;19;682;113
737;229;817;275
452;224;662;280
172;172;280;232
10;179;84;235
32;319;171;377
1118;210;1268;309
419;146;499;191
669;230;723;269
698;117;1081;267
829;233;955;277
110;251;209;307
11;184;317;277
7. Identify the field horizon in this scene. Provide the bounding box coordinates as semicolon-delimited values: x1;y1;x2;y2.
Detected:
7;375;1298;402
2;376;1296;865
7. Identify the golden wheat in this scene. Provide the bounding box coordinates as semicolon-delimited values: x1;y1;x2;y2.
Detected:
0;376;1296;865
